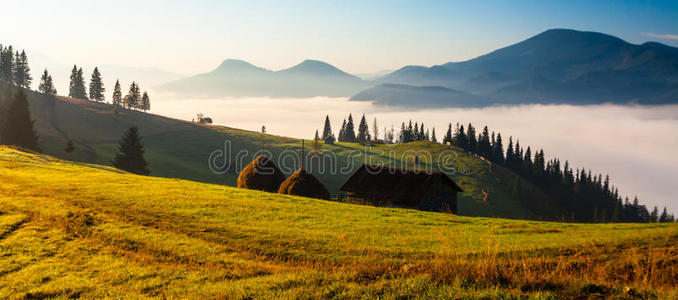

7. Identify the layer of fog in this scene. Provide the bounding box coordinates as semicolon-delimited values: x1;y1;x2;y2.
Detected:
150;93;678;214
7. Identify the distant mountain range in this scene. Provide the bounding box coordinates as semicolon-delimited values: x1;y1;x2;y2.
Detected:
355;29;678;107
157;59;370;98
156;29;678;106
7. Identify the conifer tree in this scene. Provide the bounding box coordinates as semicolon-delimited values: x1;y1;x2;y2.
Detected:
140;91;150;111
88;67;105;102
493;133;504;164
69;65;87;99
344;114;356;142
0;45;14;83
659;207;669;222
431;127;437;143
13;51;31;88
0;89;40;151
38;69;57;95
112;126;150;175
466;123;477;152
321;115;333;139
112;79;123;107
338;119;347;142
444;123;452;144
356;114;369;143
125;82;140;108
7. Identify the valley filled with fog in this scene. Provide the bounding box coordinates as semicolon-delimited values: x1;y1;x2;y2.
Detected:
150;93;678;214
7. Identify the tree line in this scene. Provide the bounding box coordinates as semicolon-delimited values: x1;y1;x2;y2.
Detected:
0;44;151;176
317;115;674;223
0;44;151;112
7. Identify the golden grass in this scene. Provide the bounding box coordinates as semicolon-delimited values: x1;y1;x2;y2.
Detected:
0;146;676;298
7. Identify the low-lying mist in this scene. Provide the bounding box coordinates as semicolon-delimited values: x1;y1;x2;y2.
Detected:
150;92;678;214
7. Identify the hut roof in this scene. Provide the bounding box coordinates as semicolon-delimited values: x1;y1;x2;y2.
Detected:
237;155;286;193
278;168;331;200
340;164;463;198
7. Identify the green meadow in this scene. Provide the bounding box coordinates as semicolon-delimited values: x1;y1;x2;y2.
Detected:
0;147;675;298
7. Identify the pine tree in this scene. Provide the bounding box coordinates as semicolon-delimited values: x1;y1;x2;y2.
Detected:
314;129;320;140
69;65;87;99
140;91;150;111
649;206;659;223
112;126;150;175
505;136;514;165
338;119;347;142
13;50;31;88
0;89;40;151
478;126;491;158
322;115;333;139
356;114;369;143
431;127;437;143
659;207;669;223
88;67;105;102
444;123;452;144
125;82;140;109
112;79;123;107
344;114;356;142
0;45;14;83
493;133;504;164
466;123;477;152
38;69;57;95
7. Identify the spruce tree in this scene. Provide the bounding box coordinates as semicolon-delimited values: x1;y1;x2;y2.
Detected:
112;126;150;175
466;123;477;152
13;50;31;88
0;46;14;83
69;65;87;99
0;89;40;151
112;79;123;107
659;207;669;223
431;127;437;143
344;114;356;142
125;82;140;108
372;117;379;141
88;67;105;102
140;91;150;111
322;115;332;139
444;123;452;144
493;133;504;164
356;114;369;143
38;70;57;95
338;119;347;142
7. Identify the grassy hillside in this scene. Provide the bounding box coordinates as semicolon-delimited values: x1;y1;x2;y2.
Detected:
0;147;676;298
0;83;556;219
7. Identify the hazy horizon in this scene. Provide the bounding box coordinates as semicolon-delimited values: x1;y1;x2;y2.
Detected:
2;0;678;77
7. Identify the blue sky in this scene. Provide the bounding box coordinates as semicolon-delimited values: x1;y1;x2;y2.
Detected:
1;0;677;75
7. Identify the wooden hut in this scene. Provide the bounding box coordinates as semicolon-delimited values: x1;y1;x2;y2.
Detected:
237;155;286;192
339;164;463;213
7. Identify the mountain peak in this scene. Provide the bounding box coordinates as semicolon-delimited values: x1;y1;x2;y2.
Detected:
215;59;268;73
280;59;354;77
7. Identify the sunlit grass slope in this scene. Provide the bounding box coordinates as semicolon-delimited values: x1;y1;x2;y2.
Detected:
0;147;676;298
2;83;552;219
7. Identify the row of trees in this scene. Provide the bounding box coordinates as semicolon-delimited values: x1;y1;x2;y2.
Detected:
67;66;150;111
445;121;674;223
0;44;151;112
316;115;673;223
0;45;32;88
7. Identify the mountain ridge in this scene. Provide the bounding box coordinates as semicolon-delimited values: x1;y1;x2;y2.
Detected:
158;58;368;98
364;28;678;107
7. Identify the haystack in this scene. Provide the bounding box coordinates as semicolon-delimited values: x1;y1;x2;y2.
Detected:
237;155;286;192
277;168;330;200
